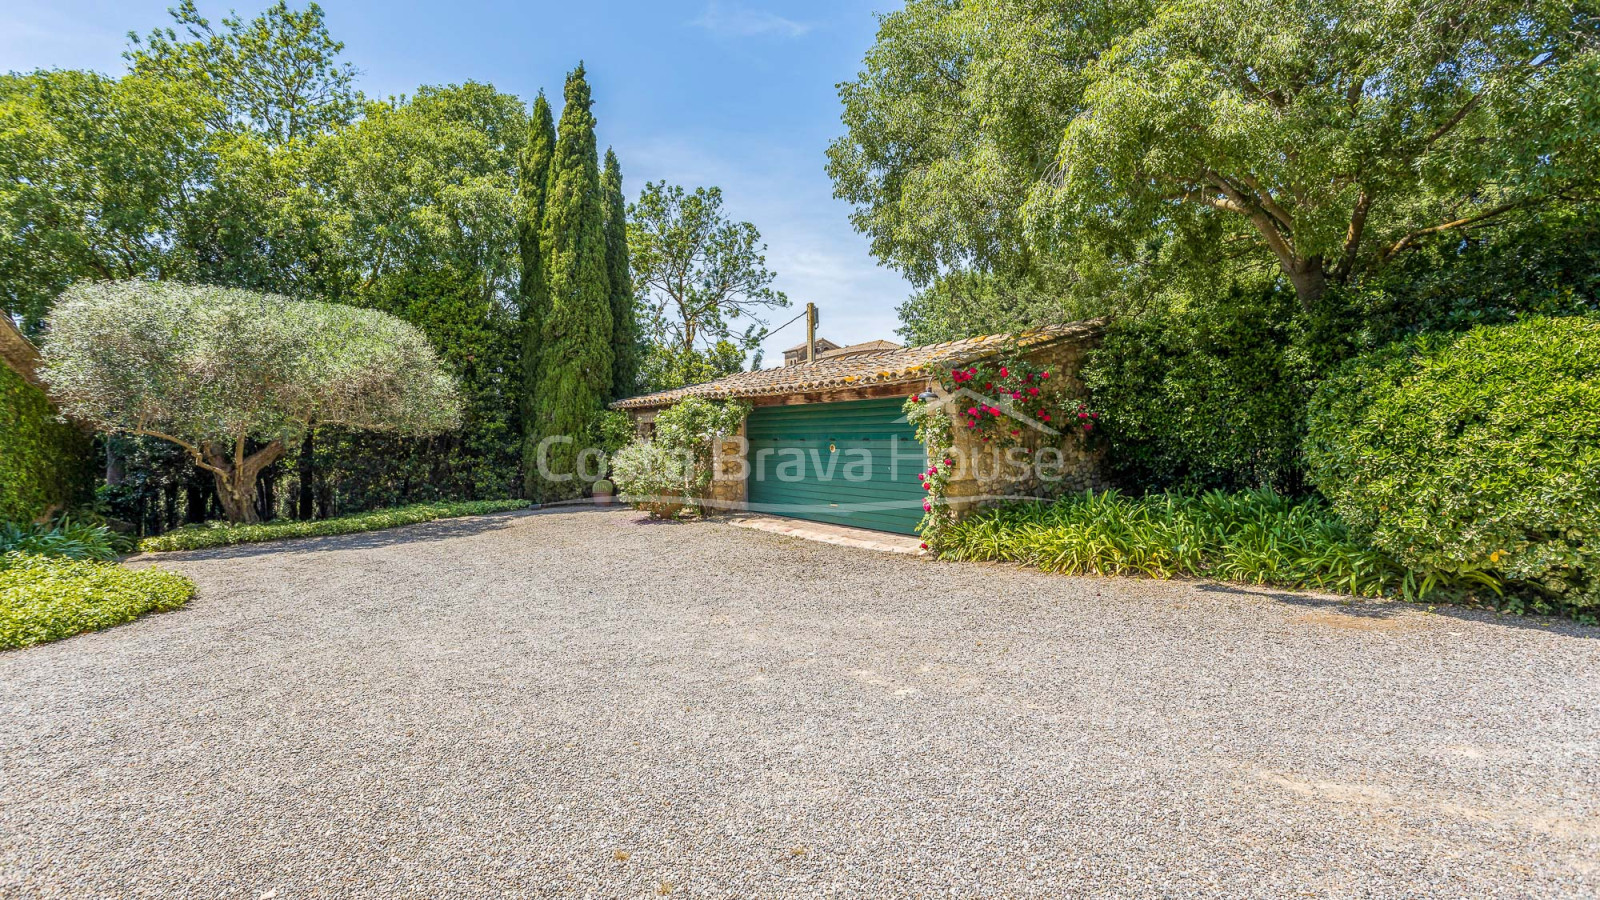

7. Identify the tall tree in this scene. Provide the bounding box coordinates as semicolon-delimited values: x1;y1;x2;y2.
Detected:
602;148;639;400
0;70;213;331
125;0;361;145
829;0;1600;316
529;64;612;500
628;181;787;354
517;93;557;497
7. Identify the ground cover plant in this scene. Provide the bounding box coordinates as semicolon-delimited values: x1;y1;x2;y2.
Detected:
139;499;529;552
0;553;193;650
938;489;1497;601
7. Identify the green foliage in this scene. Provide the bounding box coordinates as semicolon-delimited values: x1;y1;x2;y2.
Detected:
530;65;613;501
139;499;528;552
833;0;1600;313
1306;316;1600;615
0;364;92;522
0;553;193;650
1348;204;1600;342
0;517;128;562
42;281;461;522
940;489;1491;601
612;398;748;518
518;93;557;496
0;69;214;331
603;148;640;400
125;0;360;144
592;409;635;458
610;441;694;519
628;181;787;354
638;339;748;392
1084;285;1313;493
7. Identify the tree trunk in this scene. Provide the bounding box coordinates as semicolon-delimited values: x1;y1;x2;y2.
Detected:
298;429;316;520
205;440;285;524
1284;257;1328;312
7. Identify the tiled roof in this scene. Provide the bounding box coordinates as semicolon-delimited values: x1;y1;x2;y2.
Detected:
612;319;1102;410
782;337;840;354
817;339;901;359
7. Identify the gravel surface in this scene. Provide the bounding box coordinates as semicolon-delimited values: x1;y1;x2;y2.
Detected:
2;507;1597;898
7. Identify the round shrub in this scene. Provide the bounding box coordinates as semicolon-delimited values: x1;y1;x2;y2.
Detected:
609;441;693;519
1305;316;1600;612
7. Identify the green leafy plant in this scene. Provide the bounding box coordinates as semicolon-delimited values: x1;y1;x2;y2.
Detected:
939;489;1487;601
1306;316;1600;616
138;499;527;552
0;363;93;522
1;553;194;650
0;517;128;561
611;398;748;518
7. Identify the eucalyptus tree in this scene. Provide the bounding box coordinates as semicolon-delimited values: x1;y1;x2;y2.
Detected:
41;282;460;523
830;0;1600;315
628;181;787;354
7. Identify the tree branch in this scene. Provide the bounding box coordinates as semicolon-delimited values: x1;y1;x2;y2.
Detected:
1335;189;1373;280
1378;197;1539;262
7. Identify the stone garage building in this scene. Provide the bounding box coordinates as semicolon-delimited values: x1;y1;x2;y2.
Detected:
611;320;1109;535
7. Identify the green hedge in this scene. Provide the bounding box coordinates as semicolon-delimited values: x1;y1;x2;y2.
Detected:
0;363;93;521
139;499;530;552
1306;316;1600;615
937;489;1488;600
1082;285;1313;494
1;553;194;650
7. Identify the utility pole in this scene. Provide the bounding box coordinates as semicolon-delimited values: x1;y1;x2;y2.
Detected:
805;302;818;363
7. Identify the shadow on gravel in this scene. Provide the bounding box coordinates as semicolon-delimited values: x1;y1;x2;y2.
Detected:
137;509;544;563
1195;581;1599;638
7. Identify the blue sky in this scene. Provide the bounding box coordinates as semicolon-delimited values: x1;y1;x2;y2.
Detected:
0;0;912;363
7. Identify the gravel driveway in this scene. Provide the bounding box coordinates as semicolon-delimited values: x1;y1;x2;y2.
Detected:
2;507;1597;898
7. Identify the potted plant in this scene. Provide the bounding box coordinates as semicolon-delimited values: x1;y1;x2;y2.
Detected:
592;478;615;506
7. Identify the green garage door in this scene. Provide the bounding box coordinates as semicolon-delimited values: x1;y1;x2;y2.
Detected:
746;397;927;535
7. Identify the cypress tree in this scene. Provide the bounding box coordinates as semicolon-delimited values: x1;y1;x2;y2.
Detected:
602;147;639;400
530;64;612;500
518;92;557;497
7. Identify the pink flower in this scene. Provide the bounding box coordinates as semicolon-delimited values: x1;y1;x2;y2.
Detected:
967;406;978;416
999;366;1009;378
1078;411;1088;419
1012;391;1023;400
923;500;932;512
984;382;993;390
943;457;953;466
966;419;977;428
1091;412;1099;419
1010;429;1019;436
1041;372;1051;380
919;542;928;550
1041;413;1052;422
927;466;937;475
1083;422;1093;432
1028;387;1039;396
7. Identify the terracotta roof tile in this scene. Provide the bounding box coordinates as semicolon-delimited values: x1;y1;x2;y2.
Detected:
612;319;1102;410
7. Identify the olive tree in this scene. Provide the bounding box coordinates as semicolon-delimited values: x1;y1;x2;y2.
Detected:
41;282;461;523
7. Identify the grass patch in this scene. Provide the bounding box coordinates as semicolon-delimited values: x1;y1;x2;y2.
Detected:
939;489;1497;601
138;499;531;553
1;553;194;650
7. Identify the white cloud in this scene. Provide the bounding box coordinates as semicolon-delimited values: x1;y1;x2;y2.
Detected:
689;3;814;39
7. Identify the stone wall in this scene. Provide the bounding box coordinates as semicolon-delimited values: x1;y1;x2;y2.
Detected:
938;337;1110;518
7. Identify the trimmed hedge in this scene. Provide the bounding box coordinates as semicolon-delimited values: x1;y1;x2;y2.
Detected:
1082;285;1312;494
0;363;93;522
937;489;1488;600
1306;316;1600;615
138;499;530;552
0;553;194;650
